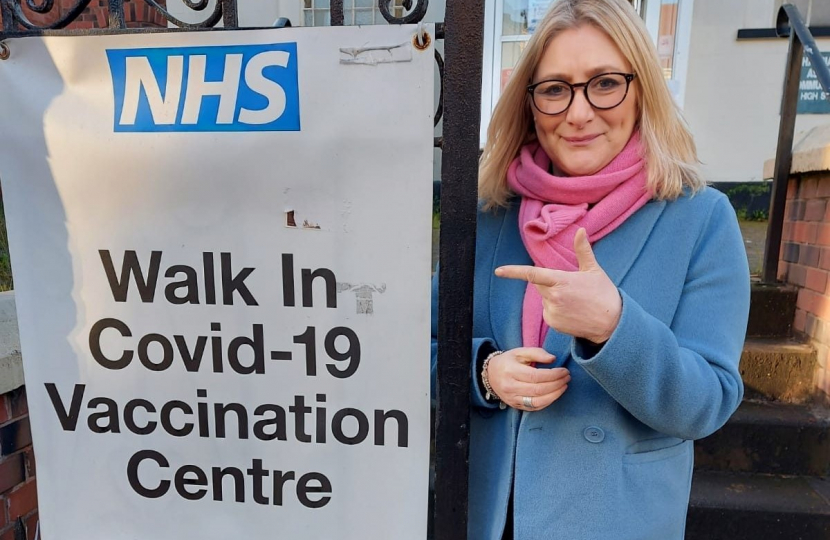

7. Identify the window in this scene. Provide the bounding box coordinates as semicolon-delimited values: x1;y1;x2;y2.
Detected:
302;0;406;26
657;0;680;80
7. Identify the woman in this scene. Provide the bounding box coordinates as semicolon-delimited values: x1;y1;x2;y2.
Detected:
430;0;750;539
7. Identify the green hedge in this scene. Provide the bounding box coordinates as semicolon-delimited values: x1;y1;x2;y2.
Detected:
722;182;770;221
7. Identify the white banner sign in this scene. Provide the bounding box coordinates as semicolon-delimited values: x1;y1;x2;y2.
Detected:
0;25;433;540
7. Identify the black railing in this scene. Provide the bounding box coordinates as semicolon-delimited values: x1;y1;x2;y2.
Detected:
764;3;830;283
0;1;481;538
0;0;238;33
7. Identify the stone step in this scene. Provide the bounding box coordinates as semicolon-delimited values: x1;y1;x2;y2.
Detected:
695;400;830;476
686;471;830;540
748;282;797;338
740;338;817;403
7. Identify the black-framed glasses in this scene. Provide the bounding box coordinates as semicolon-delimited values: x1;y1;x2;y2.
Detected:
527;72;637;116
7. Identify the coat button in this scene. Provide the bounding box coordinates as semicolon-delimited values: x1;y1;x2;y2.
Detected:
584;426;605;443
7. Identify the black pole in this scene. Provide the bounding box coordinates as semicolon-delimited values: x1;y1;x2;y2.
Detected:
107;0;125;28
781;4;830;96
330;0;344;26
763;8;804;283
220;0;238;29
434;0;484;538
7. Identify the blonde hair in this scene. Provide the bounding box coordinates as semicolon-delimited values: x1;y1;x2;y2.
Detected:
479;0;704;209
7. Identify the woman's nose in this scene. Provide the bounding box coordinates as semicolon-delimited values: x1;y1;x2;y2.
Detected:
565;89;595;126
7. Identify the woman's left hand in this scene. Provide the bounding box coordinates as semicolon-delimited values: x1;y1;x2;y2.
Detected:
495;228;622;344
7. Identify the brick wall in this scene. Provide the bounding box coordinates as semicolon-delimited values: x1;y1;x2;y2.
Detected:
0;388;36;540
779;172;830;402
0;0;168;30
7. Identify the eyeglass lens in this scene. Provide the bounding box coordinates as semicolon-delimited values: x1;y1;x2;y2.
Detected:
532;73;629;115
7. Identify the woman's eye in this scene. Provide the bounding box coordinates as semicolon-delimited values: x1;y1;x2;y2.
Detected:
594;77;622;90
539;83;569;97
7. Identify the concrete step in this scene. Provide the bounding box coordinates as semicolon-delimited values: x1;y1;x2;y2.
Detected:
740;338;817;403
748;282;797;338
686;471;830;540
695;400;830;476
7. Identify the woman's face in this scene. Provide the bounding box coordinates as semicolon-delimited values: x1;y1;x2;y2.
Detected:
531;25;638;176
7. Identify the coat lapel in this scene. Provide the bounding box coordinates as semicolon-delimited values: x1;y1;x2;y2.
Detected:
488;199;668;359
592;199;667;286
489;202;532;351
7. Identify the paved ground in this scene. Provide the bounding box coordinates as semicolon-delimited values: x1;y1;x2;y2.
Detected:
432;219;768;277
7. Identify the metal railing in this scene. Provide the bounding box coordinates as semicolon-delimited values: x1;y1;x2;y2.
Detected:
764;3;830;283
0;1;481;538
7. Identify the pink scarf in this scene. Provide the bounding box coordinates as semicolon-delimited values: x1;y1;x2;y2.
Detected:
506;132;651;347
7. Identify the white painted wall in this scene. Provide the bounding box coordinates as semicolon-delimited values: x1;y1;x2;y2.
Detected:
684;0;830;183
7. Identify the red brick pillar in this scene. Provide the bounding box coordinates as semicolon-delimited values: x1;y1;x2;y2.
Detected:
1;0;168;30
779;172;830;402
0;388;36;540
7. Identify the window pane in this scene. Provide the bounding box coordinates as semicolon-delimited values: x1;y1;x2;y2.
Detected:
355;8;373;25
501;41;528;92
304;11;313;26
355;0;374;8
314;9;331;25
502;0;528;36
657;0;679;79
304;0;312;8
528;0;556;35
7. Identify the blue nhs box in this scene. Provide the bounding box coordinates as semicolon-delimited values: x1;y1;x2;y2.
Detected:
106;43;300;132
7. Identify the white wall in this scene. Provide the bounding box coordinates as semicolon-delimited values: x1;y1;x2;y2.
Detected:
684;0;830;183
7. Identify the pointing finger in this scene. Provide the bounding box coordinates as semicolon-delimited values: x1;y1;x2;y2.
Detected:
495;265;562;287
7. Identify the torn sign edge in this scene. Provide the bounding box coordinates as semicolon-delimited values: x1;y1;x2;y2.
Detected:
339;42;412;65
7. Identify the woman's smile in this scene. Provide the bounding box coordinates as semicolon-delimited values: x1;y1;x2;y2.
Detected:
562;133;602;147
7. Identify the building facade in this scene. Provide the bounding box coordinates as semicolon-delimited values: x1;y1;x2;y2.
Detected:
167;0;830;185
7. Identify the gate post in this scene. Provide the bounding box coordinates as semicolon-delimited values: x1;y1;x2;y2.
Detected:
435;1;485;539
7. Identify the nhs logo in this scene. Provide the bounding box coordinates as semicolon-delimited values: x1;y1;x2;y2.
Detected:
106;43;300;132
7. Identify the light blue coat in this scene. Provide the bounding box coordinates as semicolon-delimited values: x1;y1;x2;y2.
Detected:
430;187;750;540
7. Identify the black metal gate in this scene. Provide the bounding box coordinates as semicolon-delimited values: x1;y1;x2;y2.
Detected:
0;1;481;538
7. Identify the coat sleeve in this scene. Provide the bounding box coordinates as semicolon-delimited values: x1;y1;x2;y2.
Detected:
570;195;750;440
430;266;500;410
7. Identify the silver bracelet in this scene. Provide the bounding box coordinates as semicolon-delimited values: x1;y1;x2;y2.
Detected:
481;350;506;409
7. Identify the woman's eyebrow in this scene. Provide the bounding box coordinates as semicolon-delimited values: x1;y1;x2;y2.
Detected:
536;65;627;81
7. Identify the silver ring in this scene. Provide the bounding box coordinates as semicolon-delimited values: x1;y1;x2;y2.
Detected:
522;396;535;409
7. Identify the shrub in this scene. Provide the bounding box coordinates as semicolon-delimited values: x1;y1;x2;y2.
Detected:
725;182;770;221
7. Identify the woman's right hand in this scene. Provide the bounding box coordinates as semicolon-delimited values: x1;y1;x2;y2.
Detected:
487;348;570;411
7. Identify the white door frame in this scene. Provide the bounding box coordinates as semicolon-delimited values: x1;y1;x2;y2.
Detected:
643;0;695;108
